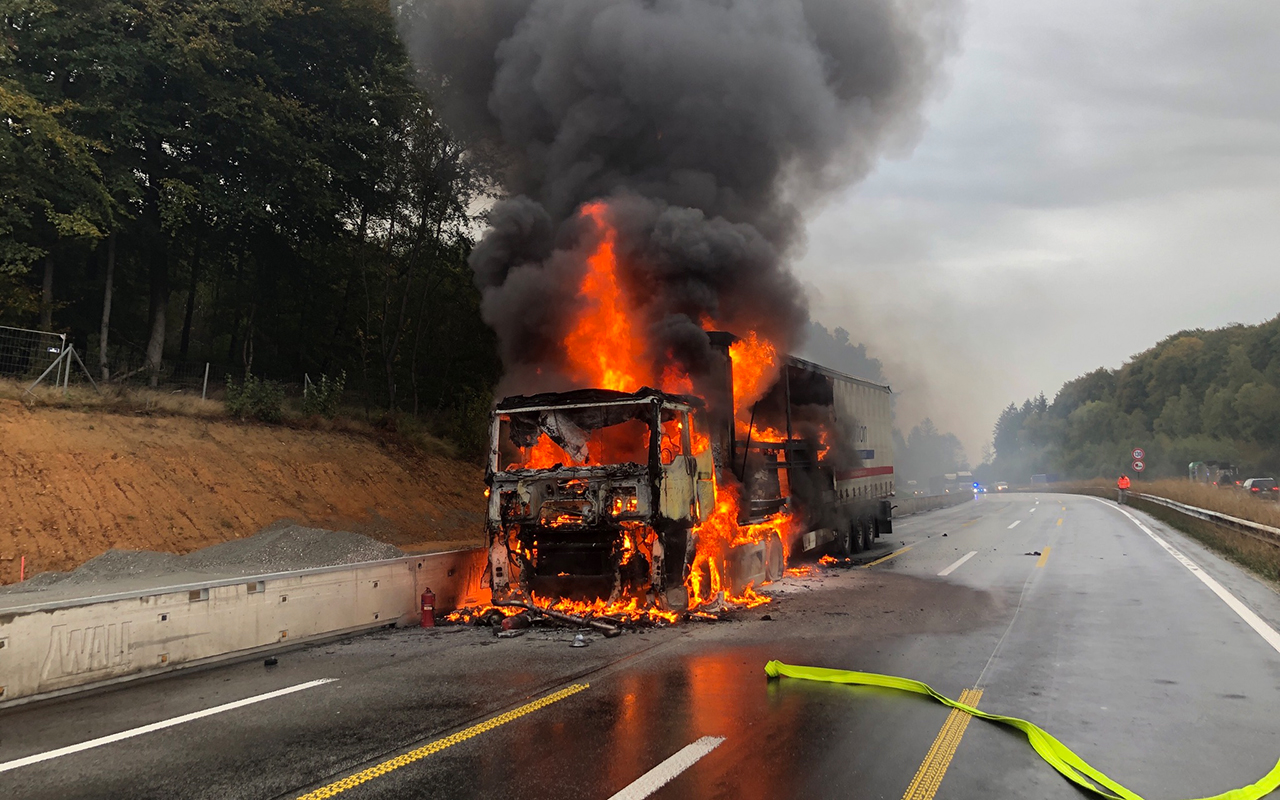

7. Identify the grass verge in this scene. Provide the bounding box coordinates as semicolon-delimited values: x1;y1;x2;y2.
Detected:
0;377;461;461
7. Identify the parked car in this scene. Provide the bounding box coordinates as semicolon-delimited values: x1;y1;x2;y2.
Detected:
1242;477;1278;500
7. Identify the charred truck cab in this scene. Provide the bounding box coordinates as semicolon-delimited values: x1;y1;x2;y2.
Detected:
486;388;714;612
483;332;895;612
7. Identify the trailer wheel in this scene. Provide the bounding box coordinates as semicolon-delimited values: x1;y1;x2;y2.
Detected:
860;519;875;551
833;524;854;557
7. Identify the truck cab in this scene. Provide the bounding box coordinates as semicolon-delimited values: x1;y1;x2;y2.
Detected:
485;388;712;611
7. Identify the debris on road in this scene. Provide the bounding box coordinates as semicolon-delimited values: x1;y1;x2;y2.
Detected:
571;634;588;648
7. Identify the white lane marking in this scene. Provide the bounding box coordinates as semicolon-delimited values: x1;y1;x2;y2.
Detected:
608;735;725;800
1007;520;1022;529
1105;501;1280;657
1029;507;1037;513
0;678;336;774
939;551;978;577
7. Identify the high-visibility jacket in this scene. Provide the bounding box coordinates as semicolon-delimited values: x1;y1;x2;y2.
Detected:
1117;476;1131;489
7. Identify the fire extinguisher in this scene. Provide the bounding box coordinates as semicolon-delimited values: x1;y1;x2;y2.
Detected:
420;588;436;628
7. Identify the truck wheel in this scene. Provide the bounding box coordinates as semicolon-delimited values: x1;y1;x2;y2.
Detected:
834;524;854;557
861;519;875;551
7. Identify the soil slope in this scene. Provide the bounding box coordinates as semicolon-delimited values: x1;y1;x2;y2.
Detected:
0;400;485;584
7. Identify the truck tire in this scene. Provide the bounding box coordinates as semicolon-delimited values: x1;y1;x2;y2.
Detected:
847;521;867;555
765;535;785;581
834;524;854;557
860;518;874;551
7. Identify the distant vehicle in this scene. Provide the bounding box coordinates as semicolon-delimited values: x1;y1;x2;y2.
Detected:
1030;473;1061;484
995;482;1009;492
973;483;987;494
1190;460;1240;488
1242;478;1278;500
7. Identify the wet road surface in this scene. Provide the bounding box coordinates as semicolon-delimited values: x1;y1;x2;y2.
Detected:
4;493;1280;799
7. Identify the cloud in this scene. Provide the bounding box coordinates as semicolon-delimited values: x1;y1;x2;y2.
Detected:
796;0;1280;457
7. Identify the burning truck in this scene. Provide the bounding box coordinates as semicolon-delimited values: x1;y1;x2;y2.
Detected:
483;331;895;616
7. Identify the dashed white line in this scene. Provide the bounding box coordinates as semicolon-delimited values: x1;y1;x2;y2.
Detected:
608;736;725;800
1104;500;1280;657
0;679;337;774
939;551;978;577
1029;507;1037;513
1007;520;1022;529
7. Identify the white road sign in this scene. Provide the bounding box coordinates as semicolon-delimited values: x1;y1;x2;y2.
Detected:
1132;459;1146;472
1132;448;1145;460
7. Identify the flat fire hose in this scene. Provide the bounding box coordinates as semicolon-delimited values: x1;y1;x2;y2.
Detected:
764;660;1280;800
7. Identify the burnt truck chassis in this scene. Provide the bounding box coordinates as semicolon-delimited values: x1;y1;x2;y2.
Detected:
486;389;708;612
484;378;892;611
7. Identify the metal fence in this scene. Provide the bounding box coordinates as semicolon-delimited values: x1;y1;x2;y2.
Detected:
0;325;67;385
3;325;311;402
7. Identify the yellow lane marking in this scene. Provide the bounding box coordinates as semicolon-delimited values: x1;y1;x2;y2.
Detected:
962;520;977;527
296;684;589;799
1061;505;1066;511
901;688;984;800
864;545;913;568
1036;547;1051;568
1056;518;1063;526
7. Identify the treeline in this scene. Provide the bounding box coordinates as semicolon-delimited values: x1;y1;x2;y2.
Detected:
989;315;1280;481
1;0;499;447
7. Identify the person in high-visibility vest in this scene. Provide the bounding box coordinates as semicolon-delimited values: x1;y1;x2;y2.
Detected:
1117;474;1131;503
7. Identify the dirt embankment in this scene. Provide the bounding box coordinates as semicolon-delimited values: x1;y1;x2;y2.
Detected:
0;400;486;584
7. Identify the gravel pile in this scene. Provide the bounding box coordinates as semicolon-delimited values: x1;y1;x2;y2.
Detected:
1;523;405;596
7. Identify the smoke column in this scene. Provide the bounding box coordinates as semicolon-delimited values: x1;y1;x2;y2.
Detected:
396;0;956;394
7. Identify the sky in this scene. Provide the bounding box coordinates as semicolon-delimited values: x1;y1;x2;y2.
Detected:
795;0;1280;463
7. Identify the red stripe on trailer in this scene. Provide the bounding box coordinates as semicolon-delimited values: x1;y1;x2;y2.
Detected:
836;465;895;481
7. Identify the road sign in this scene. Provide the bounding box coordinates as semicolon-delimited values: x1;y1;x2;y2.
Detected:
1132;448;1145;460
1132;459;1145;472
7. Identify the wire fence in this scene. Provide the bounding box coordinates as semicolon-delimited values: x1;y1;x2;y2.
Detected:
0;325;67;385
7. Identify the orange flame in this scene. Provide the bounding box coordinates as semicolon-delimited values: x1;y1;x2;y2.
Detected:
730;331;780;418
564;202;650;392
686;482;790;609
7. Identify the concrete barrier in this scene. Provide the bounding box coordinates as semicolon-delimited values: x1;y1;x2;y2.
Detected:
0;548;488;707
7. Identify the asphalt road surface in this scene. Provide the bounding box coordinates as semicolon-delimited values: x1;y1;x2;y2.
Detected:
5;493;1280;800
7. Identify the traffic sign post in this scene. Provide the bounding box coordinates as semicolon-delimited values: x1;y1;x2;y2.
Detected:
1132;448;1145;461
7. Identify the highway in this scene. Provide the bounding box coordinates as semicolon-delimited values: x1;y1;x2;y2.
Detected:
4;493;1280;800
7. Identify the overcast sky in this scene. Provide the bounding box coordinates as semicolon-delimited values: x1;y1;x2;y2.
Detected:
796;0;1280;462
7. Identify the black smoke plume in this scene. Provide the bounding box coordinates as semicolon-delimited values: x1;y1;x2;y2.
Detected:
396;0;956;394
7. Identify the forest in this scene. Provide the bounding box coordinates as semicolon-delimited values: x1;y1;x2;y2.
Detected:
3;0;972;466
2;0;499;448
988;315;1280;481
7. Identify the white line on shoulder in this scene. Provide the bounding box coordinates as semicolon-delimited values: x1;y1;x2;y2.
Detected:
1007;520;1022;529
0;679;337;774
1100;498;1280;657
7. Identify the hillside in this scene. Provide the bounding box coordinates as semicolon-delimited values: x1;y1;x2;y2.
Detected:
990;314;1280;480
0;400;486;584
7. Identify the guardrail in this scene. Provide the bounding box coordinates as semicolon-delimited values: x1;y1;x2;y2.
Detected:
0;548;488;708
1130;492;1280;547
